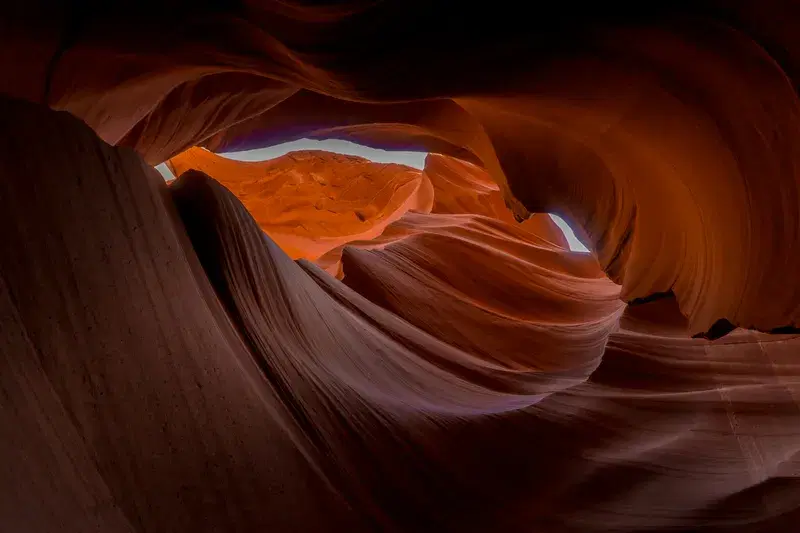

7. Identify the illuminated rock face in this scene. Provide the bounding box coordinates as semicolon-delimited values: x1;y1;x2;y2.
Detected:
168;147;433;260
171;147;568;276
5;3;800;336
3;3;800;532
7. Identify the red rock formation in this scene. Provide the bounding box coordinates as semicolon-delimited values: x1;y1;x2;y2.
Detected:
312;152;571;277
423;153;571;248
168;146;432;260
174;148;567;276
3;3;800;531
339;211;622;375
5;4;799;335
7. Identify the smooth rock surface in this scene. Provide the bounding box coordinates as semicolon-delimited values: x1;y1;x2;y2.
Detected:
4;3;799;334
3;4;800;531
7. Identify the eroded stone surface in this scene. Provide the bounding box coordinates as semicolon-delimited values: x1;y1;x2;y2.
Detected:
3;4;800;530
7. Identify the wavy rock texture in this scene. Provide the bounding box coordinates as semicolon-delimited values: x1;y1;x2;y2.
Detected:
172;148;569;276
2;3;800;531
168;147;433;260
5;2;800;335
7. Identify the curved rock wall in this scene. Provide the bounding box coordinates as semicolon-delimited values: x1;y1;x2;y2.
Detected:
2;4;800;531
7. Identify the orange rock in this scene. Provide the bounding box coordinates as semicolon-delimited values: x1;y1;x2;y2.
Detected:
424;153;570;248
313;153;570;277
4;4;800;531
4;5;800;333
340;211;622;374
168;146;433;260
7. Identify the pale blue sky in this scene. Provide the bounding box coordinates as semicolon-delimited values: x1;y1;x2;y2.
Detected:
156;139;589;252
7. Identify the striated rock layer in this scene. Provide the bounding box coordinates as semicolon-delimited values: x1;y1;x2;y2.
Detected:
167;147;569;276
168;146;433;260
2;3;800;531
2;94;800;532
5;1;800;335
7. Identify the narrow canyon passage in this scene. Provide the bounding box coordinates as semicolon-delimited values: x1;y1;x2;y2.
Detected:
2;3;800;532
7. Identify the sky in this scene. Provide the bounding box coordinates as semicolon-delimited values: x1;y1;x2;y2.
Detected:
155;139;590;252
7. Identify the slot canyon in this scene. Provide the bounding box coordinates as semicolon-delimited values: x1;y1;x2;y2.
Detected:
2;2;800;531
